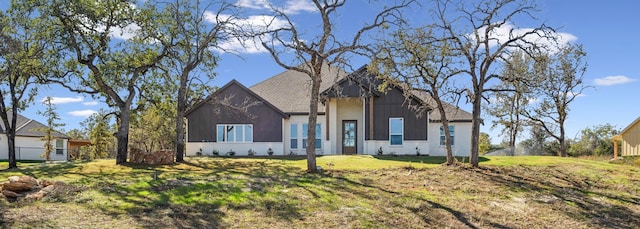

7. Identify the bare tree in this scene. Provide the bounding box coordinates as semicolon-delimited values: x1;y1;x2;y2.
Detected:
523;44;587;157
255;0;412;172
486;50;536;156
432;0;555;167
371;27;462;165
147;0;238;162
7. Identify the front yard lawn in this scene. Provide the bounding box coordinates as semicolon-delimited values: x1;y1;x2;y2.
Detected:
1;155;639;228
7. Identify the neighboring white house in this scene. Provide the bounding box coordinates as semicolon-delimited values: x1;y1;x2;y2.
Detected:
185;64;473;157
0;114;70;161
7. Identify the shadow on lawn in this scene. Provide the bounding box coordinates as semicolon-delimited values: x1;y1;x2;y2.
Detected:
474;166;640;228
85;159;309;228
330;174;493;229
373;155;490;164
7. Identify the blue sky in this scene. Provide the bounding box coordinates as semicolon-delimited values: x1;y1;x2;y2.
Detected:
8;0;640;144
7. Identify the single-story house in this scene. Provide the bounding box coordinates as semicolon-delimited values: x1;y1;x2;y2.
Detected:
185;64;472;156
0;114;70;161
612;116;640;158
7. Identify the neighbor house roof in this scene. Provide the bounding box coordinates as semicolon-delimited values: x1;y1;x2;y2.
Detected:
619;116;640;136
249;63;349;114
0;113;70;138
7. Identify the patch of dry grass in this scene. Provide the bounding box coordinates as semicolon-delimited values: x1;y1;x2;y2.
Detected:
1;156;639;228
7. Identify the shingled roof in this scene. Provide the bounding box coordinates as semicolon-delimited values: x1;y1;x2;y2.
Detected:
248;63;472;122
0;113;70;138
249;63;349;114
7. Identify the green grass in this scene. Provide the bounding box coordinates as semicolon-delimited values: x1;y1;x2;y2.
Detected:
0;160;44;169
1;156;639;228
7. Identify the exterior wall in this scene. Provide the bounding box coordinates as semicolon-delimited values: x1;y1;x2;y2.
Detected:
0;135;68;161
365;87;428;141
328;100;338;153
186;83;283;143
621;121;640;156
283;115;329;155
427;122;472;157
185;142;284;156
363;140;430;156
330;98;364;154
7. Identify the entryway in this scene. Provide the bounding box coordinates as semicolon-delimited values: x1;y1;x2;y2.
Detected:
342;120;357;155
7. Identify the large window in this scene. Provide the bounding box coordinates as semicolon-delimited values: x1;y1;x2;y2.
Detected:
389;118;403;145
440;126;455;146
302;124;322;149
217;124;253;142
290;124;298;149
55;139;64;155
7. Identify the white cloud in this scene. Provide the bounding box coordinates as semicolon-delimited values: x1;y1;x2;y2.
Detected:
42;96;83;105
471;22;578;53
109;23;141;40
82;101;99;106
282;0;316;14
594;75;636;86
235;0;316;14
215;15;291;54
68;110;97;118
236;0;271;10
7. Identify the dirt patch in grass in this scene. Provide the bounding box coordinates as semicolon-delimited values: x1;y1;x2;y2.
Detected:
0;156;639;228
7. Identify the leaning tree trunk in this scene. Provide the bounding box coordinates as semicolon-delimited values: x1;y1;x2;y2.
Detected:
433;93;455;165
116;106;131;165
305;75;322;173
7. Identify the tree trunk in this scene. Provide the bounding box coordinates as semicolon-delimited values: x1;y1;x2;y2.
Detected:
470;96;482;167
116;106;131;165
7;132;17;169
509;130;516;156
175;77;187;162
305;74;322;173
559;125;566;157
443;120;454;166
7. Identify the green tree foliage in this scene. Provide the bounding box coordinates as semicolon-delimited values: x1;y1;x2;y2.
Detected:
31;0;171;164
144;0;231;162
569;124;619;157
0;4;48;168
130;101;176;153
81;111;115;160
66;128;88;140
478;133;491;156
37;96;65;161
523;44;588;157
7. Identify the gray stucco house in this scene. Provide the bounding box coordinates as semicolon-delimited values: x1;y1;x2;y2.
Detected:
185;64;472;156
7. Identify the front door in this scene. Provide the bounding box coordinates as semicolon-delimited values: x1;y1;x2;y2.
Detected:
342;120;357;155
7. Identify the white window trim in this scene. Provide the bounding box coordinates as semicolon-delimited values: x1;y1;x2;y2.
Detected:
389;118;403;146
302;123;322;149
439;125;455;146
216;124;253;143
290;123;298;149
55;139;64;155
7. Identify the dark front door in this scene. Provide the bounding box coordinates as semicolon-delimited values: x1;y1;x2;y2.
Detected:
342;120;357;155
